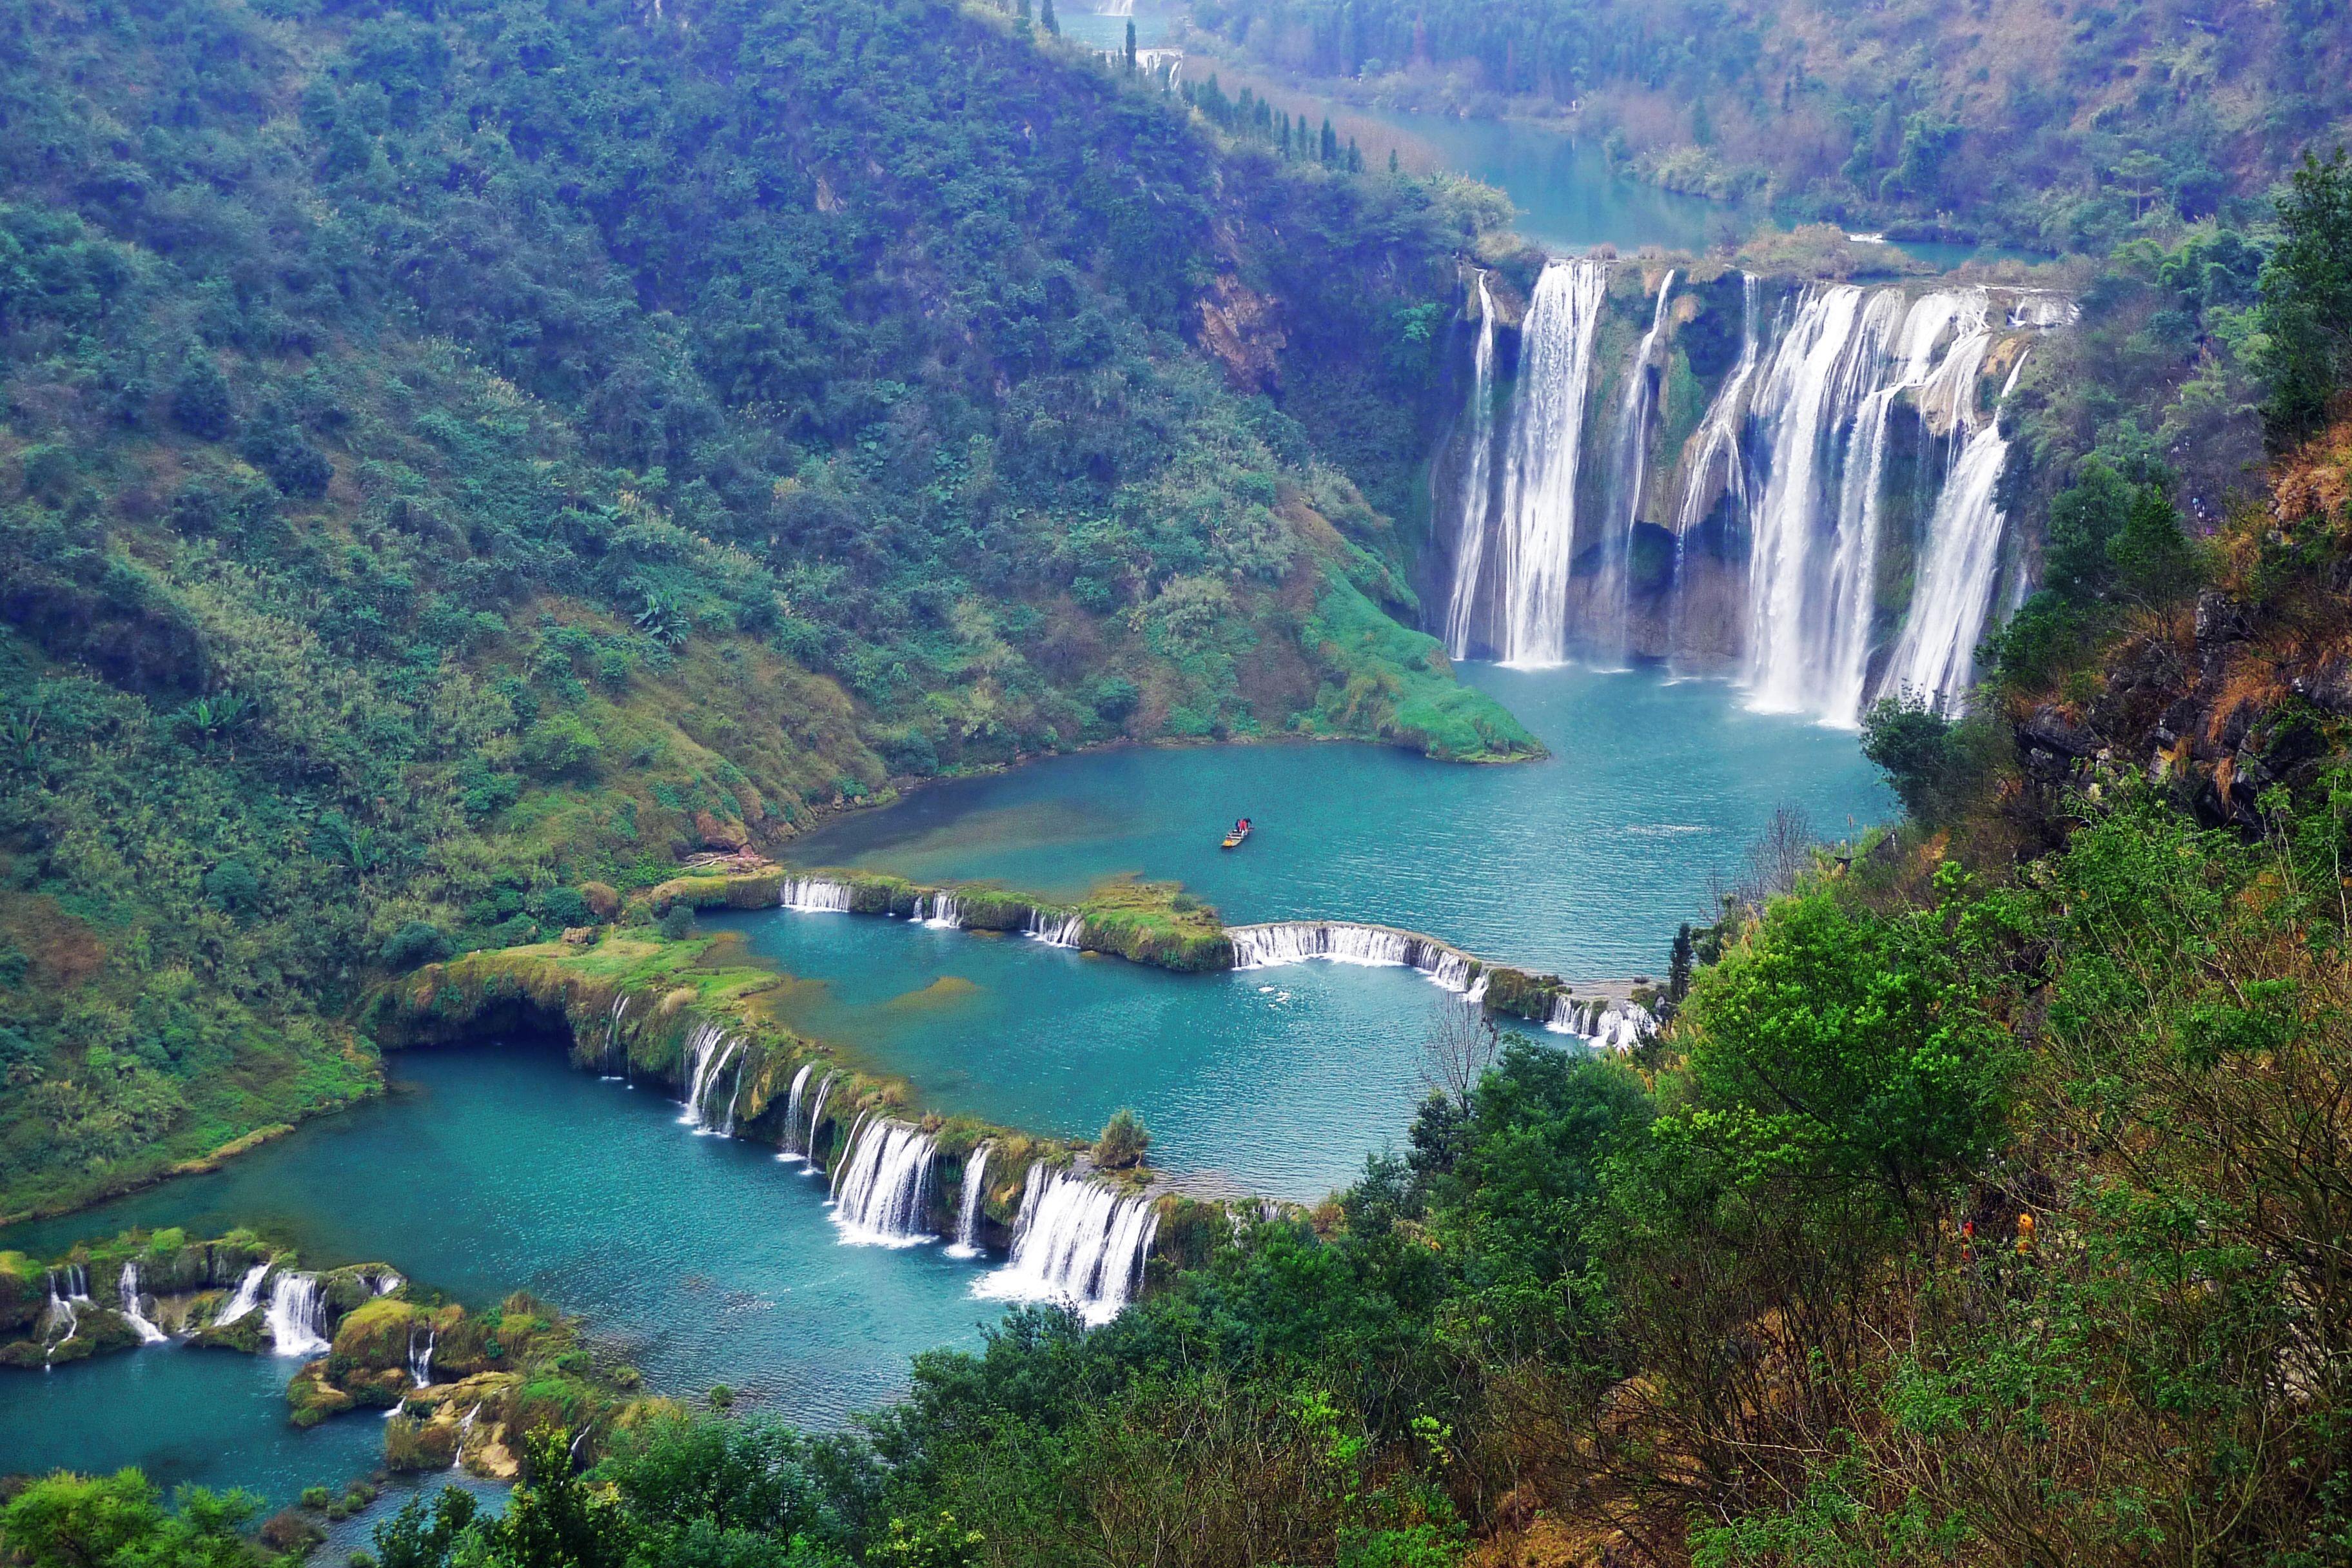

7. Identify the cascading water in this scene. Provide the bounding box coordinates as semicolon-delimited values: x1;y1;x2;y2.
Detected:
718;1049;750;1137
602;994;631;1079
832;1110;874;1197
451;1403;480;1471
780;878;854;912
117;1262;168;1344
1600;269;1676;660
1885;347;2033;707
775;1063;816;1162
1445;257;1611;665
914;893;965;928
1444;266;2067;716
1025;908;1084;948
948;1142;994;1259
831;1119;939;1245
216;1262;270;1326
1545;995;1658;1051
975;1164;1159;1326
1443;271;1502;660
265;1273;331;1358
799;1071;840;1175
407;1321;436;1389
1228;922;1478;993
676;1023;742;1133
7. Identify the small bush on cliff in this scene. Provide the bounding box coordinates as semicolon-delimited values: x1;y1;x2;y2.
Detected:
1095;1108;1150;1168
658;905;697;941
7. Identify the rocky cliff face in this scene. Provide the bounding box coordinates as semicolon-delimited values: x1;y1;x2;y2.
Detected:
2013;421;2352;828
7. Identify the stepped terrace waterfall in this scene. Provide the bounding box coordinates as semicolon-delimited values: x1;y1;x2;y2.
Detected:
676;1022;745;1135
976;1164;1159;1325
265;1273;331;1357
1435;264;2068;721
830;1119;939;1246
948;1142;994;1259
1230;921;1480;993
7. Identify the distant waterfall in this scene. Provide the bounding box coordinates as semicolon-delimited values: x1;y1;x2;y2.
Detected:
776;1064;816;1162
974;1164;1159;1325
1886;348;2032;707
914;892;964;928
43;1268;90;1358
216;1262;270;1326
948;1142;994;1259
407;1321;436;1389
1228;922;1478;992
266;1273;331;1357
1440;268;2068;716
831;1119;939;1246
676;1022;742;1133
1026;908;1084;948
1442;258;1610;665
117;1262;168;1344
1443;272;1502;659
1545;995;1658;1051
1095;0;1133;13
781;878;854;912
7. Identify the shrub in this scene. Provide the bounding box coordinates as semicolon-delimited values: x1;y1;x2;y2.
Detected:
299;1487;331;1510
202;859;262;914
381;921;453;970
1095;1107;1150;1168
170;358;235;440
579;882;620;920
658;905;696;941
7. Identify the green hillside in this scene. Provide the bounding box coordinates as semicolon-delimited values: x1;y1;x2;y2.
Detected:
0;0;1535;1216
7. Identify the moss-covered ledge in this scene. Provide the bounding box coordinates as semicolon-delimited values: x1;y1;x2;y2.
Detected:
364;932;1109;1244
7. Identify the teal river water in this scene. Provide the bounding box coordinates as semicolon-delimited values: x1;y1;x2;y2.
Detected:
0;665;1886;1513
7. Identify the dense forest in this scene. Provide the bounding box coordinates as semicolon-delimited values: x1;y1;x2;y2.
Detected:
0;0;1542;1216
1191;0;2352;251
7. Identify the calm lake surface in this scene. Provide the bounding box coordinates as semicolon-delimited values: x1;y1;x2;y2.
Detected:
0;664;1886;1507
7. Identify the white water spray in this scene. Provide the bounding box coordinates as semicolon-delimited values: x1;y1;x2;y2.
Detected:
1443;271;1502;659
117;1262;168;1344
780;878;854;912
831;1119;938;1246
265;1273;332;1358
974;1164;1158;1325
948;1143;994;1259
216;1262;270;1326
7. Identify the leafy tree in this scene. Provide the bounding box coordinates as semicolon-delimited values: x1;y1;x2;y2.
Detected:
382;921;453;970
169;359;233;441
1094;1107;1150;1168
2259;146;2352;444
1860;693;1959;823
484;1426;629;1568
0;1471;259;1568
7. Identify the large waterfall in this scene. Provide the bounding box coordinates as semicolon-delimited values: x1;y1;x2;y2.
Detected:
914;892;964;928
830;1119;939;1246
1438;266;2063;720
974;1164;1158;1325
775;1063;816;1162
1026;908;1084;948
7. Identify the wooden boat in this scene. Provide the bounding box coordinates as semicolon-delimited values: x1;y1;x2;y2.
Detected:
1221;821;1253;849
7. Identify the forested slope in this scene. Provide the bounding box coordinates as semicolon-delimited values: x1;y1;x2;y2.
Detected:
0;0;1534;1215
1193;0;2352;252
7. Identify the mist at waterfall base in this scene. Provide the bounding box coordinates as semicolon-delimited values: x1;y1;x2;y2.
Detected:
0;1046;992;1504
782;663;1888;977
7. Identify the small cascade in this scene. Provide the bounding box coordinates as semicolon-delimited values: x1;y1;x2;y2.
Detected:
676;1023;743;1133
832;1110;874;1197
216;1262;271;1326
914;892;965;929
830;1119;939;1246
43;1268;90;1361
265;1272;332;1358
800;1072;841;1175
1025;908;1084;948
602;995;631;1079
451;1403;481;1471
1228;922;1476;992
776;1063;816;1162
1544;995;1658;1052
1465;973;1490;1005
947;1143;994;1259
117;1262;168;1344
780;878;854;912
718;1049;750;1137
975;1164;1159;1326
1442;271;1503;659
407;1321;436;1389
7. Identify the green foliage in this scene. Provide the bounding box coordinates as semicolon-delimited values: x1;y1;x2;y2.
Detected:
381;923;453;972
2259;146;2352;445
0;1471;260;1568
1093;1107;1150;1168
